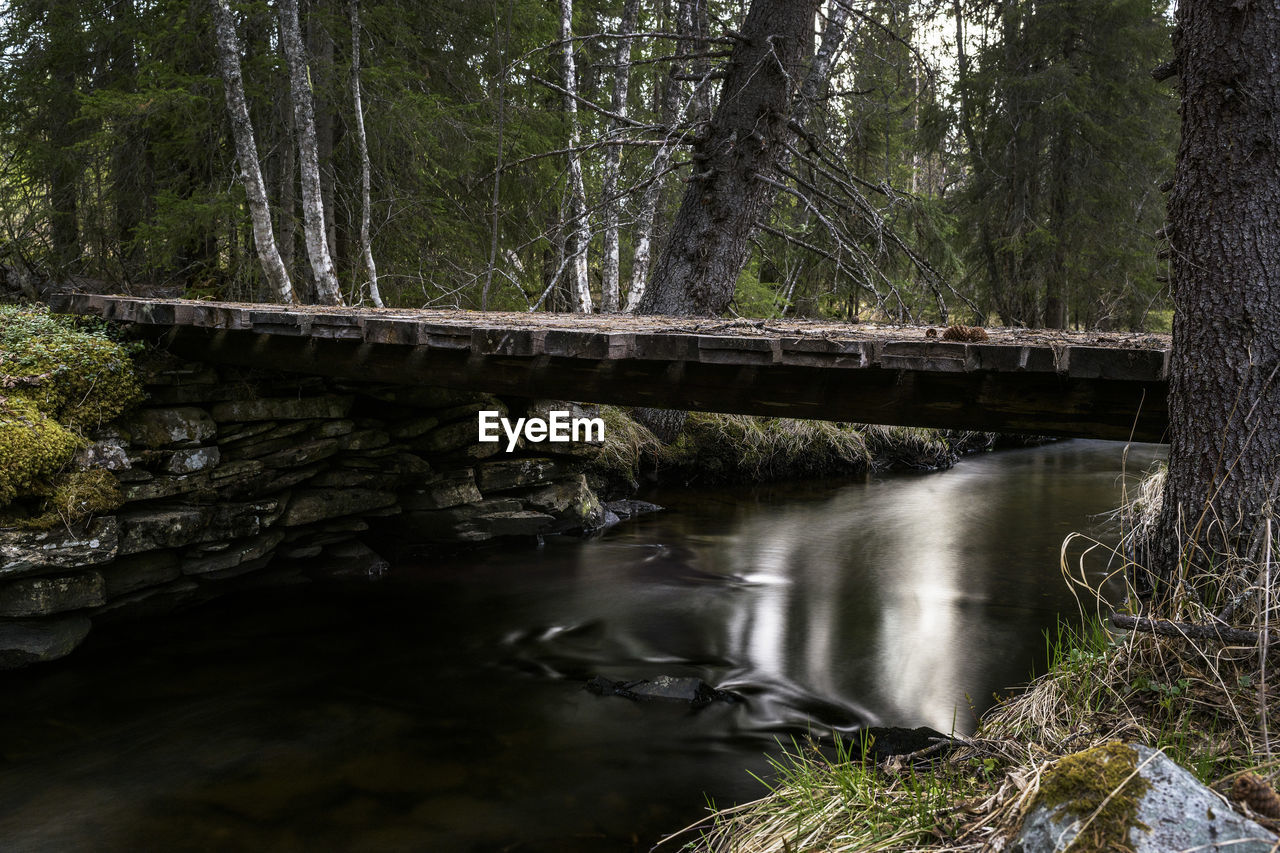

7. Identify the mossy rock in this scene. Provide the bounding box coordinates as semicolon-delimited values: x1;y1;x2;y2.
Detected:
0;305;141;522
1015;743;1278;853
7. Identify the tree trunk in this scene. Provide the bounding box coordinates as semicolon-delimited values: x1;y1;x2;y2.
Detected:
559;0;593;313
279;0;343;305
1150;0;1280;601
599;0;641;314
625;0;686;312
638;0;822;316
348;0;382;307
211;0;295;303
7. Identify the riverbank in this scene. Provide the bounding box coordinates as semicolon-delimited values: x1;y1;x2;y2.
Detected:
680;465;1280;852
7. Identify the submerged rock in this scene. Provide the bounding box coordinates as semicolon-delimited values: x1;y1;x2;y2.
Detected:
584;675;741;709
1014;743;1278;853
0;615;92;669
602;499;663;521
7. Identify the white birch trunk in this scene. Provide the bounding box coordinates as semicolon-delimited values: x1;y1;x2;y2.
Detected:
348;0;382;307
598;0;640;313
559;0;593;313
211;0;294;304
278;0;343;305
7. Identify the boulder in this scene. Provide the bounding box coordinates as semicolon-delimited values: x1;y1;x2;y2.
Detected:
389;416;440;440
209;395;354;422
124;407;216;448
415;420;486;455
118;502;277;553
92;579;204;623
72;435;132;471
278;488;398;526
476;457;564;492
101;550;181;598
0;615;92;669
584;675;741;709
307;541;390;580
0;517;118;577
0;572;106;616
165;446;221;474
1014;743;1278;853
181;530;286;576
475;509;557;537
404;470;482;511
518;474;608;530
123;472;213;502
603;499;664;521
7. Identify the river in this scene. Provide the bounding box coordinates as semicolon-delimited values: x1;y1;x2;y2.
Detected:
0;439;1165;852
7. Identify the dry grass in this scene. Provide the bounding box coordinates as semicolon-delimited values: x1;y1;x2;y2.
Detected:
669;461;1280;852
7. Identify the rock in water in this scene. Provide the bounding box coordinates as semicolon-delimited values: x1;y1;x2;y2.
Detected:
1014;742;1278;852
584;675;740;709
860;725;956;762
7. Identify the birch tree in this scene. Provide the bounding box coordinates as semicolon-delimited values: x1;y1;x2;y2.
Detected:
598;0;640;314
278;0;343;305
559;0;593;313
211;0;294;303
348;0;382;307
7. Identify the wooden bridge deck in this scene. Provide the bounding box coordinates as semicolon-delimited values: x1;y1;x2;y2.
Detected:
53;294;1171;442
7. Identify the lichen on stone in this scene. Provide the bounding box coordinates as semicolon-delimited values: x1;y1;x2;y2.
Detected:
0;305;142;523
1035;741;1151;851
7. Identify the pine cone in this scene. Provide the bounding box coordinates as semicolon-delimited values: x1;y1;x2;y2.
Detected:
1232;773;1280;819
941;325;990;343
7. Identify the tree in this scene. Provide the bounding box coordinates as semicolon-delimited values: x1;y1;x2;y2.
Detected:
278;0;343;305
348;0;382;307
211;0;295;304
558;0;593;313
1148;1;1280;601
638;0;823;316
954;0;1173;329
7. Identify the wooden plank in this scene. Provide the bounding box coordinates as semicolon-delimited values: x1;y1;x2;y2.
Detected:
156;326;1169;441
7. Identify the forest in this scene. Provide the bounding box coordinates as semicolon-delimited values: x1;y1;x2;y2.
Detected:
0;0;1175;329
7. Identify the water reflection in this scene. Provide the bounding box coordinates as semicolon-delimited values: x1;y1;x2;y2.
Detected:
0;440;1165;852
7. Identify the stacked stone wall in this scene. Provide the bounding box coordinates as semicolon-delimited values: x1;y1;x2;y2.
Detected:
0;352;617;669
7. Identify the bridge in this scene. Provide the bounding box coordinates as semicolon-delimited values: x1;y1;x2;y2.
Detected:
54;294;1171;443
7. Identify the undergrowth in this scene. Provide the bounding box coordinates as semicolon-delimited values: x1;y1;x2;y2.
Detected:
591;406;977;487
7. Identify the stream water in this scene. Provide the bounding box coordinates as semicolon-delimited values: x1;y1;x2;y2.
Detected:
0;439;1165;852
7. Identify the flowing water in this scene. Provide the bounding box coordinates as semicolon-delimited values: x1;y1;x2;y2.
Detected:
0;439;1165;852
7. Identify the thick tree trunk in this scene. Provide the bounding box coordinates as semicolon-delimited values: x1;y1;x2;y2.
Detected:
211;0;295;304
279;0;343;305
1150;0;1280;600
348;0;382;307
559;0;593;313
599;0;640;314
638;0;822;316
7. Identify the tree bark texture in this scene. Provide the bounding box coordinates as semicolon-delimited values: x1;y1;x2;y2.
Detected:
1151;0;1280;596
348;0;382;307
278;0;343;305
599;0;640;314
559;0;593;313
638;0;822;316
211;0;295;304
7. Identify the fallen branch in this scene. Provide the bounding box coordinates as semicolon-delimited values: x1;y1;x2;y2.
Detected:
1111;612;1279;646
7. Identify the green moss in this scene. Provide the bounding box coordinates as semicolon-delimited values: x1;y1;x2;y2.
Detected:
0;305;142;523
1036;742;1150;851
